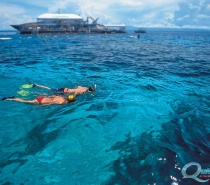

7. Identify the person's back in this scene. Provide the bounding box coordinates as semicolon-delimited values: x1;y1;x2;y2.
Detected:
67;86;88;94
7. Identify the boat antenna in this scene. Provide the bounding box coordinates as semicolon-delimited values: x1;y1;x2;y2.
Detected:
57;9;61;14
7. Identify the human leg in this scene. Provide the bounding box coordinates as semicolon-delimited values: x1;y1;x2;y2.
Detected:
33;84;52;90
5;97;38;104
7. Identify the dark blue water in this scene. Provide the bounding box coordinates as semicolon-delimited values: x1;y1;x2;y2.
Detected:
0;30;210;185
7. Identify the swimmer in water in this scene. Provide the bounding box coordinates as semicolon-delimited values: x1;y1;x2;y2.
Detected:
22;84;96;95
2;92;77;105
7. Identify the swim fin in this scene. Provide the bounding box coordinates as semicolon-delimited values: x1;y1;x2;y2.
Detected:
17;90;30;96
2;96;14;101
21;84;36;88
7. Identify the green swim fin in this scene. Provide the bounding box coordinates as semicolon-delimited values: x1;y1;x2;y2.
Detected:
17;90;30;96
21;84;35;89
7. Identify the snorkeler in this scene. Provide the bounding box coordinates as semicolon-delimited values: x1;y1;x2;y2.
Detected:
22;84;96;95
2;92;77;105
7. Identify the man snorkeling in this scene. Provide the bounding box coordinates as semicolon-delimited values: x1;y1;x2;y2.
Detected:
22;84;96;95
2;92;77;105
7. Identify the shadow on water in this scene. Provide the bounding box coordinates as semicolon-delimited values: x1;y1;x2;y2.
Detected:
103;101;210;185
140;84;157;91
0;109;79;175
85;101;119;126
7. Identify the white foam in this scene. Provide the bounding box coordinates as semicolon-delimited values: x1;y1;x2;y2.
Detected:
0;37;12;40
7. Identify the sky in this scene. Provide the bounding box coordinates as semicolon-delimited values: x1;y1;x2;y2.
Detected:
0;0;210;30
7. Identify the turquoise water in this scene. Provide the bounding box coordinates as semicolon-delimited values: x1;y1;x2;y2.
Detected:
0;30;210;185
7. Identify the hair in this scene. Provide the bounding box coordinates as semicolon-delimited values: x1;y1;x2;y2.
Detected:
67;94;76;102
88;87;94;91
68;99;76;103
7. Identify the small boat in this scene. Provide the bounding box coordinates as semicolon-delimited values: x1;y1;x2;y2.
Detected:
134;28;146;33
0;37;12;40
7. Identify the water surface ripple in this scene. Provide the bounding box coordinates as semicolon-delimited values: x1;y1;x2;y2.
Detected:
0;30;210;185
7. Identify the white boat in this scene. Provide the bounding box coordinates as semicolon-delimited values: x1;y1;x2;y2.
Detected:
11;13;126;34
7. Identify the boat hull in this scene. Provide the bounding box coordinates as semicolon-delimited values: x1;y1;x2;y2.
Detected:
11;23;126;34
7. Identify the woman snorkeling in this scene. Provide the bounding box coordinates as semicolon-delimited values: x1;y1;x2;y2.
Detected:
2;92;77;105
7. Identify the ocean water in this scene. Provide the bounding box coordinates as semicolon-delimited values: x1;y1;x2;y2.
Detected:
0;30;210;185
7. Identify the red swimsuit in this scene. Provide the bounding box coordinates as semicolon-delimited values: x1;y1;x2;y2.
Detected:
36;96;45;104
36;96;65;104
